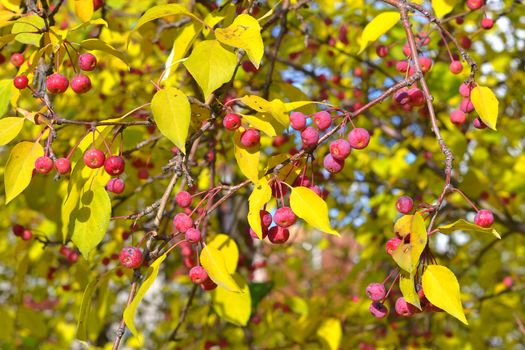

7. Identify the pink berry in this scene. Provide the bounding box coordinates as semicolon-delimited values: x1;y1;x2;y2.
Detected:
189;266;208;284
395;60;409;73
21;229;33;241
106;178;125;194
467;0;484;10
473;117;487;129
274;207;297;228
394;88;410;105
223;113;241;130
54;158;71;174
395;297;417;317
396;196;414;214
249;227;268;239
407;88;425;107
176;191;192;208
460;99;475;113
323;154;344;174
104;155;125;176
46;73;69;94
119;247;143;269
449;61;463;74
402;43;411;57
12;224;24;237
10;53;24;67
481;17;494;30
260;210;273;228
78;52;97;71
301;126;319;147
459;83;472;97
83;148;105;169
386;237;402;255
329;139;351;161
419;57;433;73
35;156;54;174
173;213;194;233
376;45;389;57
13;75;29;89
185;228;201;243
289;111;307;131
450;110;466;126
366;283;386;301
71;74;92;94
460;36;472;49
369;302;389;318
503;276;513;288
474;209;494;228
313;111;332;131
348;128;370;150
240;128;260;148
268;226;290;244
93;0;103;11
200;277;217;290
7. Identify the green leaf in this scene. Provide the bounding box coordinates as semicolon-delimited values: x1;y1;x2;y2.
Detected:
391;213;427;277
132;4;201;34
399;273;422;310
317;318;342;350
249;281;273;309
71;183;111;258
0;117;24;145
290;186;339;236
211;273;251;326
80;39;128;65
358;12;399;54
124;253;168;336
200;245;242;292
432;0;456;18
207;234;239;274
151;87;191;154
437;219;501;239
183;40;237;99
74;0;94;22
215;14;263;68
247;177;272;239
0;79;14;117
422;265;468;325
4;141;44;204
11;15;44;46
76;270;112;340
233;129;260;182
470;85;499;130
239;95;289;126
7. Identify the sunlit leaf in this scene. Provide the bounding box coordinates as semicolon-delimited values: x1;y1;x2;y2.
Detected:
4;141;44;204
132;4;201;34
11;15;44;46
437;219;501;239
0;117;24;145
432;0;456;18
74;0;93;22
290;186;339;236
207;234;239;274
233;129;260;182
200;245;242;292
391;213;427;277
317;318;342;350
471;85;498;130
247;177;272;239
239;95;289;126
211;273;251;326
399;273;421;309
358;12;399;54
0;79;14;117
80;38;128;65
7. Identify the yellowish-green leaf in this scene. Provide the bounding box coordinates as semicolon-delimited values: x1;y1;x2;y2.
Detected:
290;186;339;236
70;18;108;31
80;38;128;65
162;22;202;83
124;253;167;336
391;213;427;276
11;15;44;46
0;117;24;145
233;129;260;182
207;234;239;274
471;85;498;130
317;318;342;350
437;219;501;239
183;40;236;99
284;100;317;112
239;95;289;126
422;265;468;325
132;4;201;34
200;245;242;292
76;270;112;340
399;274;422;310
74;0;93;22
71;183;111;258
211;273;251;326
215;14;263;68
432;0;455;18
0;79;14;117
151;87;191;154
358;12;399;54
242;113;277;137
247;177;272;239
5;141;44;204
393;214;413;239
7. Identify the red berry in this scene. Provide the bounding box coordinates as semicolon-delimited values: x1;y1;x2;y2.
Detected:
240;128;260;148
466;0;484;10
323;154;344;174
289;111;307;131
449;61;463;74
185;228;201;243
481;17;494;30
21;229;32;241
369;302;388;318
473;117;487;129
79;52;97;71
394;88;410;105
450;110;466;126
460;98;474;113
175;191;192;208
71;74;92;94
10;53;24;67
503;276;513;288
200;277;217;291
35;156;54;174
395;60;409;73
46;73;69;94
242;61;257;73
407;88;425;107
313;111;332;131
395;297;417;317
460;36;472;49
301;126;319;147
223;113;241;130
173;213;194;233
474;209;494;227
402;43;411;57
459;83;472;97
13;75;29;89
419;56;433;73
119;247;143;269
189;266;208;284
104;155;125;176
268;226;290;244
12;224;24;236
137;168;149;179
386;237;402;255
274;207;297;228
260;210;273;228
348;128;370;150
83;148;105;168
106;178;125;194
366;283;386;301
396;196;414;214
329;139;351;161
249;227;268;239
54;157;71;174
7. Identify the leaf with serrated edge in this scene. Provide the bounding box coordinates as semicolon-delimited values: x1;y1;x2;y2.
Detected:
290;186;339;236
358;12;399;53
5;141;44;204
470;85;499;130
200;245;242;292
247;177;272;239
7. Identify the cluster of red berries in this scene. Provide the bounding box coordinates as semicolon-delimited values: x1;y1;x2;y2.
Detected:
449;82;487;128
248;207;296;244
11;224;33;241
223;113;261;148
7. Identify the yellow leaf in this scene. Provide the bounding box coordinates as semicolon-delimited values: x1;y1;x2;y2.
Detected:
422;265;468;325
200;245;242;292
151;87;191;154
207;234;239;274
132;4;201;34
399;274;421;309
432;0;456;18
211;273;251;326
0;79;14;117
80;38;128;65
284;100;317;112
358;12;400;54
124;253;168;337
162;22;202;83
471;85;499;130
393;214;413;239
391;213;427;277
74;0;93;23
233;129;260;182
11;15;44;46
215;14;263;68
317;318;342;350
289;186;339;236
4;141;44;204
0;117;24;145
239;95;289;126
241;113;277;137
247;177;272;239
183;40;237;99
437;219;501;239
